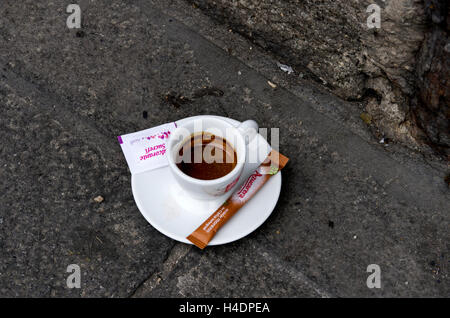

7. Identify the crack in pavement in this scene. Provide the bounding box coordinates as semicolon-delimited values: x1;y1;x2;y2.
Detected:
130;243;192;297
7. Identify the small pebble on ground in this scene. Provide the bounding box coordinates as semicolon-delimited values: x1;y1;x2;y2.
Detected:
94;196;104;203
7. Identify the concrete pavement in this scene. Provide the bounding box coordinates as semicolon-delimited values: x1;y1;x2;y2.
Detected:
0;0;448;297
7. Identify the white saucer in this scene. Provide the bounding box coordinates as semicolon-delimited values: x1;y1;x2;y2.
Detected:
131;116;282;246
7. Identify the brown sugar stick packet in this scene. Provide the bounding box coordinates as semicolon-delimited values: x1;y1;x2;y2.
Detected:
187;150;289;249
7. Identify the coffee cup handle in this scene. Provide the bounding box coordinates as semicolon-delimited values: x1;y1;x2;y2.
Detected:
236;120;259;145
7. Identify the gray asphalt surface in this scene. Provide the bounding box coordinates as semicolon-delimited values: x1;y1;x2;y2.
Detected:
0;0;448;297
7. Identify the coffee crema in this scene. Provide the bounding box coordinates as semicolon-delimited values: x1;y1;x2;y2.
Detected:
176;132;237;180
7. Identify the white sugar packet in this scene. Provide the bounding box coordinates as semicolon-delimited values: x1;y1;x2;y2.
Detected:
118;122;177;174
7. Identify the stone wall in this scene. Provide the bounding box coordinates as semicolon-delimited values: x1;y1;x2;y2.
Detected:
413;0;449;155
187;0;449;155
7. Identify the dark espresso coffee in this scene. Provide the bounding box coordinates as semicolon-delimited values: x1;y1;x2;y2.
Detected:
176;132;237;180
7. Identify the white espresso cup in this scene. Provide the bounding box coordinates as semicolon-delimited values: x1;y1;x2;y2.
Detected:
167;117;259;200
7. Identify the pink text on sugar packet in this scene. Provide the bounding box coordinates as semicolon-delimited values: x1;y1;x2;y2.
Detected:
140;144;166;161
237;171;263;199
145;144;166;154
